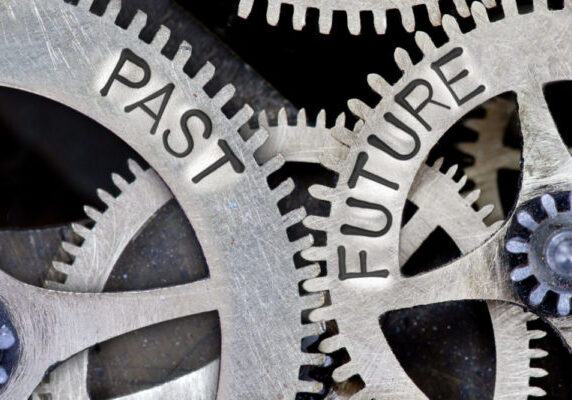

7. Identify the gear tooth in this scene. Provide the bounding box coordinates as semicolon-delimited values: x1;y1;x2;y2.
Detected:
541;194;558;217
517;210;539;231
237;0;255;18
52;261;73;276
445;164;458;178
274;178;295;200
372;10;388;34
471;1;491;27
302;352;327;366
128;10;148;36
213;84;236;108
510;265;533;281
533;0;549;10
111;173;129;191
303;276;330;293
173;41;192;69
432;157;444;170
292;235;314;253
102;0;121;23
72;222;92;239
477;204;495;219
529;367;549;378
346;10;362;35
301;246;328;262
394;47;413;72
506;238;530;255
76;0;95;12
457;174;468;189
297;379;323;394
304;215;329;232
399;6;416;32
529;284;549;306
297;108;308;126
231;105;254;129
316;110;327;127
317;8;334;33
277;107;288;126
529;348;549;359
283;207;307;227
557;295;571;316
331;124;353;147
151;25;171;52
266;0;282;26
292;5;307;30
309;305;334;322
297;263;321;282
528;386;547;397
261;154;285;176
83;205;102;222
247;129;269;154
302;293;325;310
528;329;547;340
334;112;346;127
452;0;471;17
97;188;115;206
308;184;334;201
127;159;144;176
332;361;356;382
194;62;216;87
367;73;392;98
503;0;519;17
319;335;343;353
44;279;68;291
258;109;270;127
348;99;372;120
415;31;437;56
425;1;442;26
442;14;462;40
62;242;81;257
464;189;481;205
482;0;496;7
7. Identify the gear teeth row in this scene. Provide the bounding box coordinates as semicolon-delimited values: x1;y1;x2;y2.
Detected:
238;0;495;35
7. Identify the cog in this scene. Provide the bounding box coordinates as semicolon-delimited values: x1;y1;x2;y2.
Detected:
457;97;519;221
32;161;219;399
0;0;323;398
238;0;496;35
301;0;572;397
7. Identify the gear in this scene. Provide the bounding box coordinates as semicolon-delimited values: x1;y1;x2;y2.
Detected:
238;0;496;35
302;0;572;397
0;0;323;398
457;97;519;221
32;161;220;399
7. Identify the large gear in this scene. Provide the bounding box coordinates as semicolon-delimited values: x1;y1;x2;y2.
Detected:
237;0;496;35
302;0;572;398
0;0;324;398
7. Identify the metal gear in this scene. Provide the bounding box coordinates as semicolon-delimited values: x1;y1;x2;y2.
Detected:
237;0;496;35
32;161;219;399
0;0;323;398
457;97;519;222
302;0;572;397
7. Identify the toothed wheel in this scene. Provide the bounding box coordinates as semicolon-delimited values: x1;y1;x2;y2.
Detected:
507;192;572;316
302;1;572;398
237;0;496;35
0;0;322;398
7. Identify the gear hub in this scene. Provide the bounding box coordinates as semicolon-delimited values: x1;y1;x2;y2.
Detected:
506;192;572;316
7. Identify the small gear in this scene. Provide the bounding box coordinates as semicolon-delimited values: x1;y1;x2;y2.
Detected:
238;0;496;35
0;0;323;397
301;0;572;397
457;97;519;221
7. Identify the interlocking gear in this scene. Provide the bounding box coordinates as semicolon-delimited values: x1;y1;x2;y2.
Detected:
237;0;496;35
302;0;572;397
0;0;323;398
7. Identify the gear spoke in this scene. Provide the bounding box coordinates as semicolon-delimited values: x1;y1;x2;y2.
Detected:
517;87;572;202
